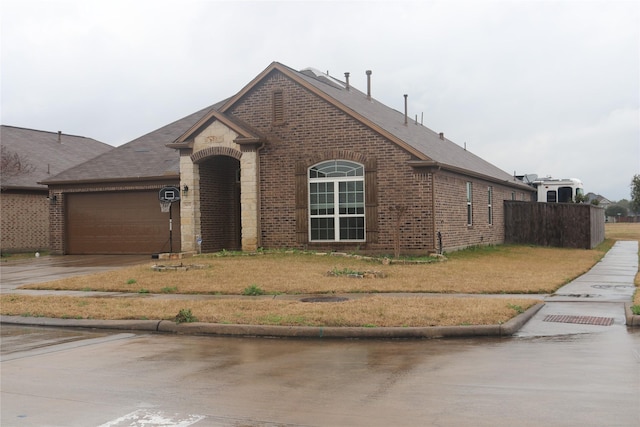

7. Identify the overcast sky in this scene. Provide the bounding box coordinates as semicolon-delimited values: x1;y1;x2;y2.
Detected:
2;0;639;201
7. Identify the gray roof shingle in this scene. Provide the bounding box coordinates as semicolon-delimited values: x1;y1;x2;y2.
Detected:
0;126;112;190
292;65;527;187
38;62;529;191
41;104;221;184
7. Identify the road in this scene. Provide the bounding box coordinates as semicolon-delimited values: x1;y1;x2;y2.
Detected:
1;243;639;426
1;324;639;427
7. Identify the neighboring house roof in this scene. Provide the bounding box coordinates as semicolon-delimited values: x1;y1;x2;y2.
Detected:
0;125;112;191
42;61;531;190
586;192;612;206
42;103;222;185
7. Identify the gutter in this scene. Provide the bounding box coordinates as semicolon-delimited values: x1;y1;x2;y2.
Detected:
407;160;533;191
41;175;180;186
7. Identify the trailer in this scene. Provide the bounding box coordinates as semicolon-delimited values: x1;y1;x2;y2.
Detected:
532;177;584;203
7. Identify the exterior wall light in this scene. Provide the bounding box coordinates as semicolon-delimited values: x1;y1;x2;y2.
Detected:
182;184;189;196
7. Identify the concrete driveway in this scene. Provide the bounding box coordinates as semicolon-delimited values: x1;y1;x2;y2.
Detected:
0;254;151;291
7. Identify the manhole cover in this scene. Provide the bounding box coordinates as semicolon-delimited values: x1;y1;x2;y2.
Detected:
543;315;614;326
300;296;349;303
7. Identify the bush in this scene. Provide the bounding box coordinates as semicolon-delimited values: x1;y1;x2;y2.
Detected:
243;284;265;296
175;308;197;324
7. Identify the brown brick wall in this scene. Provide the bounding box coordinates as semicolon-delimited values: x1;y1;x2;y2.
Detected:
230;70;436;254
433;171;532;251
228;70;536;254
0;191;50;252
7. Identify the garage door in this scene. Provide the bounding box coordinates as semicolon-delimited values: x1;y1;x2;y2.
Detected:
66;191;181;254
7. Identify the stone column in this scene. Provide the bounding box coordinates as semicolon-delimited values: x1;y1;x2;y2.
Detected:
180;154;200;253
240;149;259;251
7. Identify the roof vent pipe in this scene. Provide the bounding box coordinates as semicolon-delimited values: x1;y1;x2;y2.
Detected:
439;132;444;140
58;131;62;143
366;70;372;100
404;94;408;125
344;72;350;90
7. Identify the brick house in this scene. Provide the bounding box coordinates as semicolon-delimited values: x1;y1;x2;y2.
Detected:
0;126;112;253
45;62;534;255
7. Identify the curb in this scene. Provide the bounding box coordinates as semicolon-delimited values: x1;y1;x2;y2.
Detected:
624;303;640;327
0;316;162;331
0;303;545;339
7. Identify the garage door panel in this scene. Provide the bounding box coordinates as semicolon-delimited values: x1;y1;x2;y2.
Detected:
66;191;180;254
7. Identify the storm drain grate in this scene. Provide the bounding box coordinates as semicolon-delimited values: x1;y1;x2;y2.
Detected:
543;315;614;326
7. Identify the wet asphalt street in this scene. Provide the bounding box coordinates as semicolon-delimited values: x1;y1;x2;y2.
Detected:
1;324;639;427
1;242;639;426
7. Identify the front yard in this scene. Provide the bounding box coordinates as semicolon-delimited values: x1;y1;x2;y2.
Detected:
2;223;638;327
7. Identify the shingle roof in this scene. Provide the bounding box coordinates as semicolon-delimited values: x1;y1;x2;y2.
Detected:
40;62;530;191
41;103;222;184
0;126;112;190
289;64;528;188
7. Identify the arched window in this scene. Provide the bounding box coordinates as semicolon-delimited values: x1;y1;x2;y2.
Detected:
308;160;365;241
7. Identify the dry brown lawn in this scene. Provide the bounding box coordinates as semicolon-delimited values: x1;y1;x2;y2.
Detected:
18;245;608;295
605;222;640;241
4;225;639;326
0;294;538;327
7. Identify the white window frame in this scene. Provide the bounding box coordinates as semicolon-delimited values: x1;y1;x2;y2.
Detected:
487;186;493;225
466;181;473;226
308;160;366;242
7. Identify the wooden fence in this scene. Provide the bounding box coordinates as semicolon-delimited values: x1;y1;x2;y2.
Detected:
504;201;605;249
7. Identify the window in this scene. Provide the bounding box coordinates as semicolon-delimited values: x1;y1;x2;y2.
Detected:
309;160;365;241
466;182;473;226
546;190;557;203
487;186;493;225
558;186;572;203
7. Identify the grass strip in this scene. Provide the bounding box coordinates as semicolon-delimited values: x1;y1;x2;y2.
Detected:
0;295;540;328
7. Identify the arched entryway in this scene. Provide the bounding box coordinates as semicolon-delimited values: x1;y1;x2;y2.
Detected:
199;155;241;252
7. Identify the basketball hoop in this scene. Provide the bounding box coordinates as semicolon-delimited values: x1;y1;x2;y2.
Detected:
160;200;172;213
158;186;179;253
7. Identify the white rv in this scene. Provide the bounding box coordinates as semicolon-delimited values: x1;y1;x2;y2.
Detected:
532;177;584;203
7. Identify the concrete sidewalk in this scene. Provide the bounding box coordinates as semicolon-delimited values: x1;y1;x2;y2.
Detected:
516;240;639;337
2;242;638;338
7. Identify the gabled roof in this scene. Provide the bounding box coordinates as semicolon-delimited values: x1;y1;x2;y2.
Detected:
586;192;612;205
0;126;112;190
41;103;222;185
171;106;263;148
213;62;530;189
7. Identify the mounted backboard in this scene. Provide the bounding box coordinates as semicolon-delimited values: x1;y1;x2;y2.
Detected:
159;186;181;203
